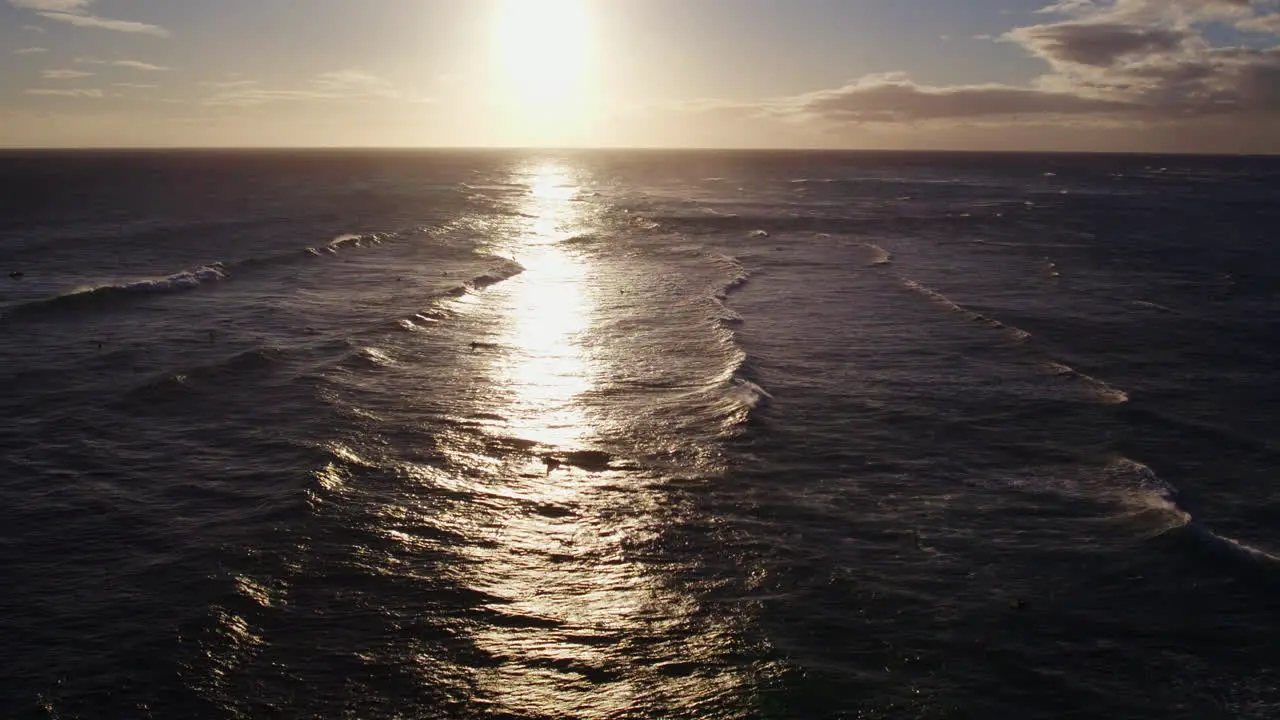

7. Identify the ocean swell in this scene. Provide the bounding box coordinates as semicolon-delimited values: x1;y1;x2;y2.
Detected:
4;263;229;319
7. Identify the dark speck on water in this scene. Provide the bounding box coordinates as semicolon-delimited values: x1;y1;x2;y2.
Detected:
1;149;1278;719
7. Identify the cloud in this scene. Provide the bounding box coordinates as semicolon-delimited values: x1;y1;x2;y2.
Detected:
24;24;46;32
794;72;1136;123
201;70;408;106
741;0;1280;138
8;0;169;36
36;11;168;35
1037;0;1258;24
112;82;157;88
41;69;94;79
12;47;48;54
10;0;90;10
1038;0;1099;14
198;79;259;89
113;60;167;71
311;70;396;93
1238;12;1280;33
76;58;169;71
25;88;104;98
1008;22;1190;67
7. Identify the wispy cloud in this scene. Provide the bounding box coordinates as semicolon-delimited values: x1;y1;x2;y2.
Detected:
112;59;167;71
25;88;104;98
41;69;94;79
76;57;170;71
12;47;48;54
8;0;169;36
37;12;168;35
201;70;408;106
198;79;259;89
113;82;157;88
24;24;46;32
11;0;91;10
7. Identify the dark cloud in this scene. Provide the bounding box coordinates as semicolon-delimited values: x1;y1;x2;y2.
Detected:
796;73;1135;122
774;1;1280;133
1009;22;1189;67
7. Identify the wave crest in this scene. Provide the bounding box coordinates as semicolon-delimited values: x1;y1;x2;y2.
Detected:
899;275;1031;342
5;263;228;319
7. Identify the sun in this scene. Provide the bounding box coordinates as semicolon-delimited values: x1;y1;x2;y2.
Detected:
492;0;593;108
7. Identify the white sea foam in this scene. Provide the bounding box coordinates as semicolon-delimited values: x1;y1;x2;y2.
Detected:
899;276;1031;342
729;377;772;410
1044;361;1130;405
864;243;892;266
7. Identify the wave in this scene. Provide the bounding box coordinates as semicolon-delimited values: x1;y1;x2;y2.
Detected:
1106;457;1280;576
341;346;397;370
712;254;751;300
304;232;393;256
1108;457;1186;522
121;346;287;406
5;263;229;319
710;254;752;322
1198;530;1280;567
704;253;771;430
1125;299;1176;314
729;376;772;410
898;275;1031;342
466;258;526;291
715;307;745;327
1045;361;1130;405
864;243;892;266
394;257;525;329
397;318;424;332
4;229;410;322
557;233;599;247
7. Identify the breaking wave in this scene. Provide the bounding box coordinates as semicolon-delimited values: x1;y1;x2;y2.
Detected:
1107;458;1280;576
898;275;1032;342
706;253;771;427
1045;361;1130;405
4;229;407;321
864;243;893;266
304;232;394;256
5;263;229;319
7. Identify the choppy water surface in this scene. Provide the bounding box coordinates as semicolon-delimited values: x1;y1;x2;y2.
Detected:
1;150;1278;719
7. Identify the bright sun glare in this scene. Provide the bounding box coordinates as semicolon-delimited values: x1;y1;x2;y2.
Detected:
493;0;593;108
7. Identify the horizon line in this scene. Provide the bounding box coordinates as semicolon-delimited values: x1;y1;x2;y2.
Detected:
0;145;1276;158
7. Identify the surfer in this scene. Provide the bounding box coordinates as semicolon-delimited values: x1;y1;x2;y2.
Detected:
542;455;562;475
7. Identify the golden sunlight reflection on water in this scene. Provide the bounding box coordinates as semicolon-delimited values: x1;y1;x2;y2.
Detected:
432;161;749;717
491;163;595;451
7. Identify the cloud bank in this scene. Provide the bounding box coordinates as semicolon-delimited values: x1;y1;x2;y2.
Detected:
718;0;1280;147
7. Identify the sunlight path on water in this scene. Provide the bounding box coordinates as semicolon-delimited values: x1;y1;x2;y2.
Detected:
491;165;595;450
441;162;732;717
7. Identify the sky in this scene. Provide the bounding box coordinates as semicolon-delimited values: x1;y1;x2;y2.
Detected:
2;0;1279;151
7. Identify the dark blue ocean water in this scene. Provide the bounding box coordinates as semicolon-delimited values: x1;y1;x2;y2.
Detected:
1;150;1278;719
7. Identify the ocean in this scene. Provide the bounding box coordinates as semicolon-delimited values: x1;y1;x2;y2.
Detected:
1;149;1277;719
